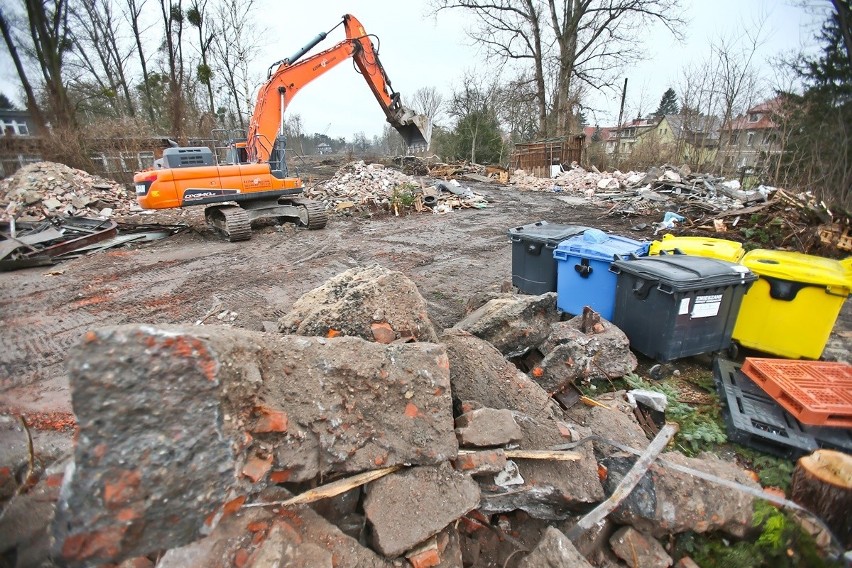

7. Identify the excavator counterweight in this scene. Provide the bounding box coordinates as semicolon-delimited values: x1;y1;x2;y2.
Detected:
133;13;430;241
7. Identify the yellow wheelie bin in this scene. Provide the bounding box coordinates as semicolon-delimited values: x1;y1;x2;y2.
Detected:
649;233;745;263
732;249;852;359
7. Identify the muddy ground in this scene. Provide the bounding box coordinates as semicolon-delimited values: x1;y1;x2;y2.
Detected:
0;177;848;427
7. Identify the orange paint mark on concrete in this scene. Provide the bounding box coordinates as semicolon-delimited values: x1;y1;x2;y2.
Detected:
404;402;420;418
60;526;126;561
103;469;141;507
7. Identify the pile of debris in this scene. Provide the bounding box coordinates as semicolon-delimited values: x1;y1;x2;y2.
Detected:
390;157;509;184
5;265;827;567
305;160;489;214
509;164;773;215
0;162;134;222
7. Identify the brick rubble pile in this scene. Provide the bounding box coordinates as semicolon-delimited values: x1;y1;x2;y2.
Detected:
510;165;639;193
0;161;132;223
306;160;488;213
305;160;418;208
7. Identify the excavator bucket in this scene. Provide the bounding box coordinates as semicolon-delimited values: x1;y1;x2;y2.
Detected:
393;113;432;152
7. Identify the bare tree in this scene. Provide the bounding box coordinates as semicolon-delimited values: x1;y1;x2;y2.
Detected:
411;86;444;125
712;21;767;168
69;0;137;117
23;0;76;127
209;0;261;131
159;0;186;140
433;0;685;137
0;7;47;128
186;0;214;118
124;0;156;122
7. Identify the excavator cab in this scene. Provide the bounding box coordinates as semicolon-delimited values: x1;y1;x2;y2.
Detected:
224;141;249;166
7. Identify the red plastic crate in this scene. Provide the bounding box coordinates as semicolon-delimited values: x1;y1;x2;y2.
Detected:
741;358;852;428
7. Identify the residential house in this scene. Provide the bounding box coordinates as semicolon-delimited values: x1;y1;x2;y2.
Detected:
612;117;658;158
639;114;720;170
582;125;618;155
717;97;784;174
316;141;332;155
0;109;39;137
0;109;42;176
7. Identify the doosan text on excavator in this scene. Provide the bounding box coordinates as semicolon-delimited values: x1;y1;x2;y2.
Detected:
133;14;431;241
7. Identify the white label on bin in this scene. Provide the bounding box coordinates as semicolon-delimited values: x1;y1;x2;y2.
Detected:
678;298;690;315
691;294;722;318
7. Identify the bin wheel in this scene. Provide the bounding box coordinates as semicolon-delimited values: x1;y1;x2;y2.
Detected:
727;342;740;360
649;364;666;380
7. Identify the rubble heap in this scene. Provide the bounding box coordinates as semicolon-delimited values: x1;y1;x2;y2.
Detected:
509;163;776;216
8;265;784;568
305;160;488;214
0;162;132;222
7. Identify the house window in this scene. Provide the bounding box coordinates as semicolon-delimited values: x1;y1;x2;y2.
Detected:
729;133;739;145
748;113;760;122
747;133;755;146
0;120;30;136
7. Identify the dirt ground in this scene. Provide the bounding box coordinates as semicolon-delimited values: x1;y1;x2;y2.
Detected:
0;176;848;427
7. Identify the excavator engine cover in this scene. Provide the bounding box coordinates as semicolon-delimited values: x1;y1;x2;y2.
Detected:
158;147;216;169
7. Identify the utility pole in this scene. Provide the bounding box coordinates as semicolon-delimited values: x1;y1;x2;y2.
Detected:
615;78;628;168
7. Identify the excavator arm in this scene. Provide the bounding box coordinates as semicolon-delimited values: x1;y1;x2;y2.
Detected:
246;14;431;167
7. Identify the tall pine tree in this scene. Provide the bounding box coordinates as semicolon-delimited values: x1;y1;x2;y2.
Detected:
781;1;851;211
654;88;679;117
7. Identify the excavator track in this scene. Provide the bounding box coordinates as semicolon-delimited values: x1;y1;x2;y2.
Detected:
291;198;328;230
204;205;252;242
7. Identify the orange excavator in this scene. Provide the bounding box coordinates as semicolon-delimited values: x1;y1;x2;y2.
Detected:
133;14;431;241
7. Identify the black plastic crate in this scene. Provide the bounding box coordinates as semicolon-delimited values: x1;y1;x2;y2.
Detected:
508;221;589;295
713;358;852;459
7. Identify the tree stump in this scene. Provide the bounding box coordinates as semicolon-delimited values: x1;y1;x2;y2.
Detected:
790;449;852;548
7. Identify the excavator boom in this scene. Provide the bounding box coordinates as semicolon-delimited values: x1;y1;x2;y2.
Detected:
133;13;427;242
246;14;430;166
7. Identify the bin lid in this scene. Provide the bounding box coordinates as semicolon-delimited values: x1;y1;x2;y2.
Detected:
507;220;590;244
611;254;756;291
554;229;649;262
742;249;852;291
649;233;744;262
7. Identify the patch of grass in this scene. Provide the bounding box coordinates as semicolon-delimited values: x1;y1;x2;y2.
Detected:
673;501;841;568
391;182;419;210
622;372;727;455
734;447;796;492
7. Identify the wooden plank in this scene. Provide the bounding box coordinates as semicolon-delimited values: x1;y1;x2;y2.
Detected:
564;424;678;542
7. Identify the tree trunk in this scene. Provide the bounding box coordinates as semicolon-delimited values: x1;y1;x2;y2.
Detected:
25;0;76;128
790;449;852;548
0;9;47;129
127;0;156;123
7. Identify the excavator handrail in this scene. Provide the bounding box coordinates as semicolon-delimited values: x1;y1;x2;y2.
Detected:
244;13;430;166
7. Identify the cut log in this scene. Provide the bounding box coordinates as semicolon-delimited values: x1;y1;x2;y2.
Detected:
790;449;852;548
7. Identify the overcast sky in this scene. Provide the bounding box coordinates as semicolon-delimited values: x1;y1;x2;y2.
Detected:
0;0;830;140
261;0;826;139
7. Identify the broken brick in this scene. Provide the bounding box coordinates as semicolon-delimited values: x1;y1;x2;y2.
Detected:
242;456;273;483
371;322;396;344
252;407;288;433
452;450;507;475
